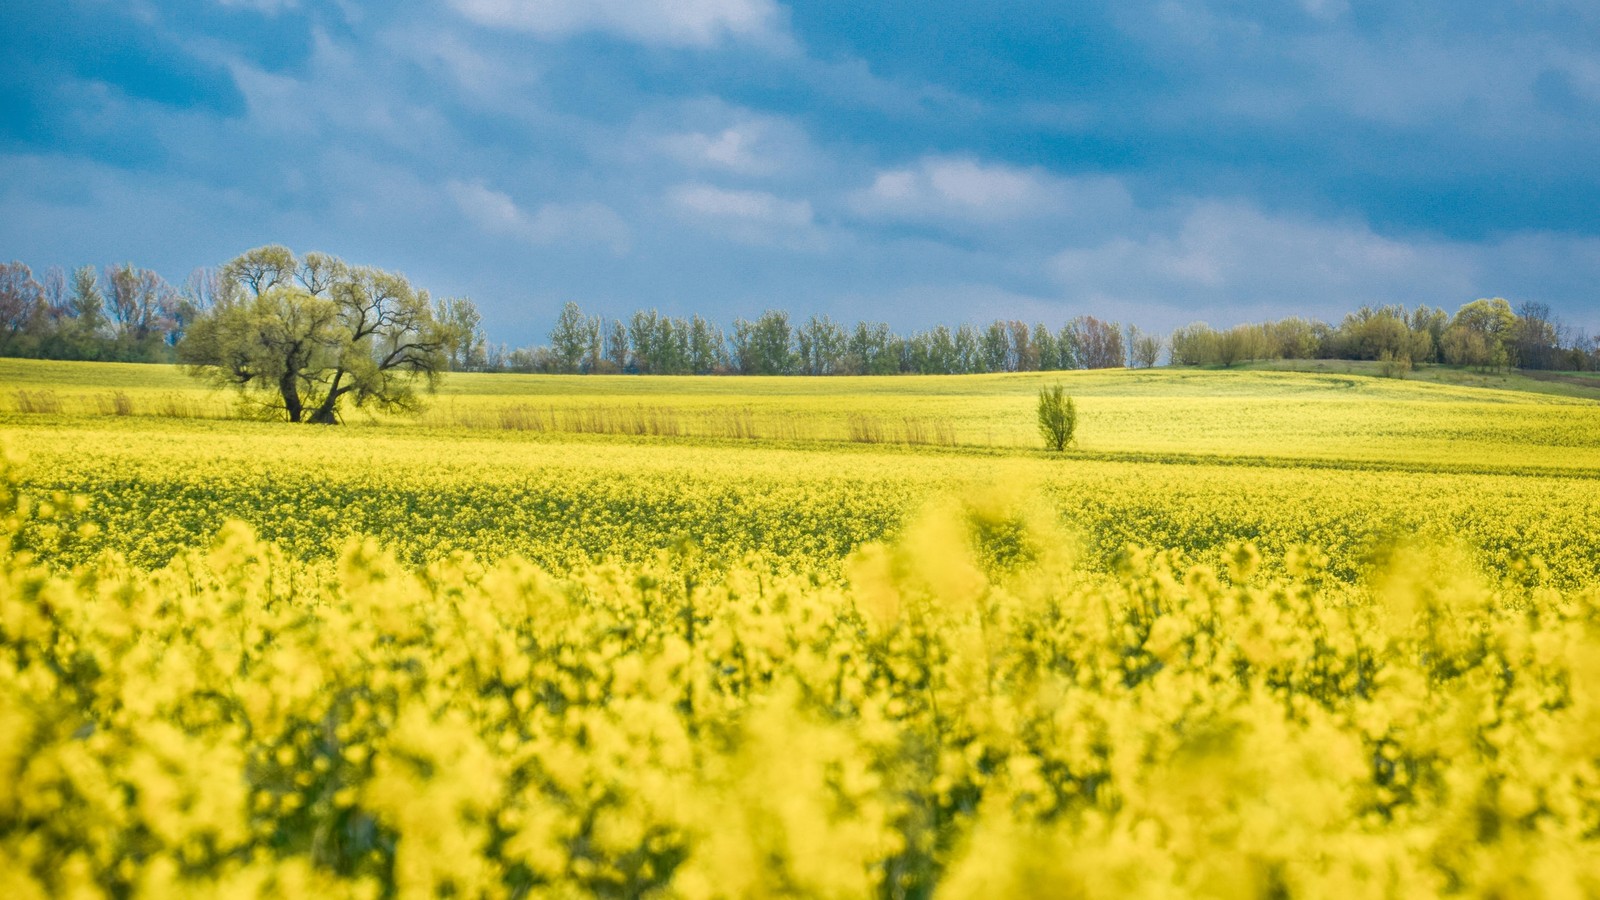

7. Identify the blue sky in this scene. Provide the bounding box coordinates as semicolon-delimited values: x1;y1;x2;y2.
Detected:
3;0;1599;344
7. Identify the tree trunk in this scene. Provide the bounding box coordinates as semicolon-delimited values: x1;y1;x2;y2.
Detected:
308;401;339;424
279;372;303;423
308;370;346;424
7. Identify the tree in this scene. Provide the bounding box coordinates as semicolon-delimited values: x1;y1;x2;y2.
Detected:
1009;320;1037;372
41;266;68;319
687;315;726;374
1268;317;1323;360
1169;323;1217;366
550;302;596;374
1067;316;1124;369
981;321;1010;372
222;244;295;297
1440;325;1493;369
628;309;661;374
1129;327;1164;368
1036;383;1078;452
656;316;691;374
847;321;895;375
604;319;630;372
919;325;959;375
179;246;451;424
1033;323;1060;370
1055;324;1079;369
1336;306;1411;362
0;262;43;353
797;314;847;375
953;324;980;374
1407;306;1449;364
1450;298;1517;369
733;310;794;375
435;296;486;371
104;263;177;351
1217;324;1270;366
62;265;108;355
1514;301;1560;371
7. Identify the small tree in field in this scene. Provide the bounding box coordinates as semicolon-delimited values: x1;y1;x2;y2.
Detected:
1036;383;1077;452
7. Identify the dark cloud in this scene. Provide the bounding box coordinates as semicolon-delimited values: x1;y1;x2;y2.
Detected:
1;2;249;121
3;0;1599;343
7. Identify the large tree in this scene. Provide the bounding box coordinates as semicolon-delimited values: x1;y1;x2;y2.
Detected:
178;245;455;424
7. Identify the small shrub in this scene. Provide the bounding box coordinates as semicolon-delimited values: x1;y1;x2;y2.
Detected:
1036;383;1077;452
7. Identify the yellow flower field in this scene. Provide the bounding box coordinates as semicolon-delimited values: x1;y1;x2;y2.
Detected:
3;359;1600;897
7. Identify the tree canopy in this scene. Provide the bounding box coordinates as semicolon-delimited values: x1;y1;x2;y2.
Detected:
178;246;462;424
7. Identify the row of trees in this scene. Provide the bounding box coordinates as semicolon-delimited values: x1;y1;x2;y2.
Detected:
8;251;1600;379
0;257;487;373
509;303;1159;376
0;261;216;362
1170;299;1596;371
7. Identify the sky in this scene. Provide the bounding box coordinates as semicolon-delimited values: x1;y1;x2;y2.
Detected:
3;0;1599;345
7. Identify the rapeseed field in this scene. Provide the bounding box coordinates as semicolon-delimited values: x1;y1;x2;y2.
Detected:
3;359;1600;897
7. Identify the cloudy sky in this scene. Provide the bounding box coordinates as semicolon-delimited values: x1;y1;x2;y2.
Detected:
3;0;1599;344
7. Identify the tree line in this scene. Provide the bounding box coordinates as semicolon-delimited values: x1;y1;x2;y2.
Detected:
506;302;1157;376
4;252;1598;378
500;297;1599;376
0;261;213;363
0;257;484;372
1170;299;1595;372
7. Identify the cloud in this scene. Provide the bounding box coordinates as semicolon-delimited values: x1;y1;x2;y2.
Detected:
670;183;810;223
448;180;631;254
850;157;1130;225
1048;200;1478;323
667;182;821;247
448;0;788;47
1298;0;1348;22
658;116;810;177
391;28;544;101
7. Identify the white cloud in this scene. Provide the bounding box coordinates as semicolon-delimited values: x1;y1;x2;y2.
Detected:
850;156;1131;225
393;29;544;101
1048;201;1478;324
670;183;810;224
448;0;788;48
1298;0;1348;22
448;180;631;254
228;28;458;147
667;183;821;247
659;117;809;177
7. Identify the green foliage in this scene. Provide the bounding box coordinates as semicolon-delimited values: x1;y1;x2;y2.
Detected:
548;301;597;374
1036;383;1077;451
178;246;451;424
1377;349;1412;378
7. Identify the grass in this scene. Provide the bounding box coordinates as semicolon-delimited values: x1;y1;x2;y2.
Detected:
5;357;1597;470
1244;357;1600;401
